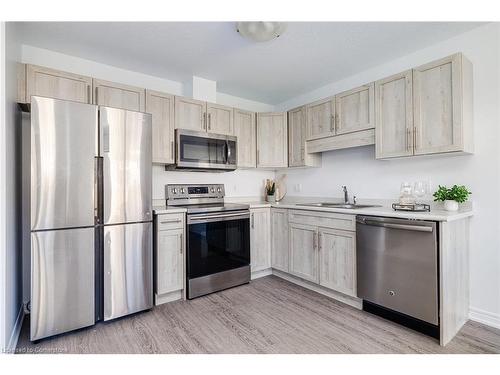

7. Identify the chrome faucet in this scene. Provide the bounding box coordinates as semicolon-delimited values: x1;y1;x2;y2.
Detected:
342;186;349;204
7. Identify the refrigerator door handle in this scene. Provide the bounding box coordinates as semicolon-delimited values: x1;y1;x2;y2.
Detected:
94;156;103;224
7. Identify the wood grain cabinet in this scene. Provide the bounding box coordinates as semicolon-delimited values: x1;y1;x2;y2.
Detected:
306;97;335;140
271;208;289;272
146;90;175;164
233;108;257;168
25;64;92;104
250;208;272;273
413;53;473;155
93;78;145;111
155;213;185;305
335;83;375;135
376;53;473;159
375;70;414;159
318;228;356;297
289;223;319;283
288;106;321;167
256;112;288;168
174;96;206;132
207;103;234;135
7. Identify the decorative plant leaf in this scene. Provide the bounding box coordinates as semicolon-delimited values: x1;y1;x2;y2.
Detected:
433;185;471;203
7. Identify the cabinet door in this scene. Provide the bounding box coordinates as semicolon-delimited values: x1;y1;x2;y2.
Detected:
26;64;92;104
319;228;356;297
256;112;288;168
207;103;234;135
93;79;145;111
306;97;335;140
288;106;306;167
234;108;256;168
335;83;375;135
174;96;206;132
250;208;271;272
289;223;318;283
146;90;175;164
271;208;289;272
156;228;184;295
413;53;464;155
375;70;414;159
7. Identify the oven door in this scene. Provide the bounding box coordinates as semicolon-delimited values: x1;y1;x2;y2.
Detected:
176;130;237;170
187;210;250;281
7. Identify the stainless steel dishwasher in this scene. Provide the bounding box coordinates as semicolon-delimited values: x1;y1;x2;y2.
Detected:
356;215;439;337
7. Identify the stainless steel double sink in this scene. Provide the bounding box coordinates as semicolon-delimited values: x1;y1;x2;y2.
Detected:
296;202;381;209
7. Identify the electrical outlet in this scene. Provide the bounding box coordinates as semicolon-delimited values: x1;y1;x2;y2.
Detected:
294;183;302;192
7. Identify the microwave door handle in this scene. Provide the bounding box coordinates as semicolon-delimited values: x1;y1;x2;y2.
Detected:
227;141;231;162
224;141;229;164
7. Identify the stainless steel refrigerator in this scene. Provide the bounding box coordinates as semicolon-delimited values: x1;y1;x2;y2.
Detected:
30;96;153;341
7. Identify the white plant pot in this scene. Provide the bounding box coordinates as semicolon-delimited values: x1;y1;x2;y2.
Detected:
444;200;459;211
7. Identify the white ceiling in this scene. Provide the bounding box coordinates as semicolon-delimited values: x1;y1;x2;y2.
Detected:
16;22;484;104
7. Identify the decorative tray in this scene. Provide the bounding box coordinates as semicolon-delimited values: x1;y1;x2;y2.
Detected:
392;203;431;212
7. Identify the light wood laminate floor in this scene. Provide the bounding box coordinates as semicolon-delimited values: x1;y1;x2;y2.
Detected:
16;275;500;354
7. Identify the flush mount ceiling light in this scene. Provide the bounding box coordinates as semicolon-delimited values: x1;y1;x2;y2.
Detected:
236;22;287;42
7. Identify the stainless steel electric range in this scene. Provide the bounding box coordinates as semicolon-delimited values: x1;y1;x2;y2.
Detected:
166;184;250;299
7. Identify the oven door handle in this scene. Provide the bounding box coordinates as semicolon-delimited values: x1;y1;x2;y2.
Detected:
188;211;250;224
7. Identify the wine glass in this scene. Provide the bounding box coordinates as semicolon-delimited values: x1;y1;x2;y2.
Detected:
414;181;428;203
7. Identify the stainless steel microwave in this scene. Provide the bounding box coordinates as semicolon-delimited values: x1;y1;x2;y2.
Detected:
166;129;237;171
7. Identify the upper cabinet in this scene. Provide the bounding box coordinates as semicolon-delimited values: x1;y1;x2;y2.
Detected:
207;103;234;135
335;83;375;135
375;70;414;159
93;79;145;112
174;96;206;132
376;53;473;159
25;64;92;104
306;97;335;140
288;106;321;168
256;112;288;168
174;97;234;135
146;90;175;164
234;108;256;168
412;53;473;155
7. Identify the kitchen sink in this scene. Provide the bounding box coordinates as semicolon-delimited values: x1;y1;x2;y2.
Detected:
296;202;381;209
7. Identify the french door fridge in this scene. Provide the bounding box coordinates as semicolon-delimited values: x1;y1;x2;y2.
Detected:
30;97;153;341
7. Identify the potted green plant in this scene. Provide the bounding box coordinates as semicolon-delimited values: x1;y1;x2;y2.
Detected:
265;179;276;203
433;185;471;211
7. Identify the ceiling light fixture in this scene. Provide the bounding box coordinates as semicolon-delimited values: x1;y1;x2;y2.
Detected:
236;22;287;42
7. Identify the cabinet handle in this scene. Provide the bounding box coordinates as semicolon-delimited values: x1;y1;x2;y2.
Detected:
318;232;322;250
208;113;211;130
313;231;317;249
251;213;255;229
95;86;99;104
160;219;182;224
87;85;91;103
180;234;183;254
335;113;339;133
203;113;207;130
171;141;174;160
414;127;418;150
330;114;335;132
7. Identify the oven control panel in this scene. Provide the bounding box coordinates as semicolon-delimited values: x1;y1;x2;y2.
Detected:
166;184;225;200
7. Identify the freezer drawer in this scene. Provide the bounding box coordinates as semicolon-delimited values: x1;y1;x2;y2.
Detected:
31;228;95;341
100;107;152;225
356;216;438;325
31;96;98;231
103;222;153;321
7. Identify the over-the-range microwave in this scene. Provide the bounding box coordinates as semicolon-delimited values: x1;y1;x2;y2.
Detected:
166;129;237;172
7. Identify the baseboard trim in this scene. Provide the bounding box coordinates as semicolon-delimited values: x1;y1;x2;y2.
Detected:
5;304;24;353
272;269;362;310
469;307;500;330
251;268;272;280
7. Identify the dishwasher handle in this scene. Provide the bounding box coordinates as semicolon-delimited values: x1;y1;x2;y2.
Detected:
358;218;434;233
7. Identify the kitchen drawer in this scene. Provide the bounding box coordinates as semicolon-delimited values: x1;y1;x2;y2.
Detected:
156;213;185;231
288;210;355;231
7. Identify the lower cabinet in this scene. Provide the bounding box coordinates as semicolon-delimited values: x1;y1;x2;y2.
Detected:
289;223;319;283
250;208;271;273
318;228;356;297
271;208;289;272
155;213;185;305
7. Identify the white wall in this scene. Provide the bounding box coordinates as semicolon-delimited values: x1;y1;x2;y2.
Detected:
1;22;23;352
276;23;500;326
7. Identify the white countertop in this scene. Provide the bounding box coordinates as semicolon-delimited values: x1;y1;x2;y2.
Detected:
153;198;473;222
